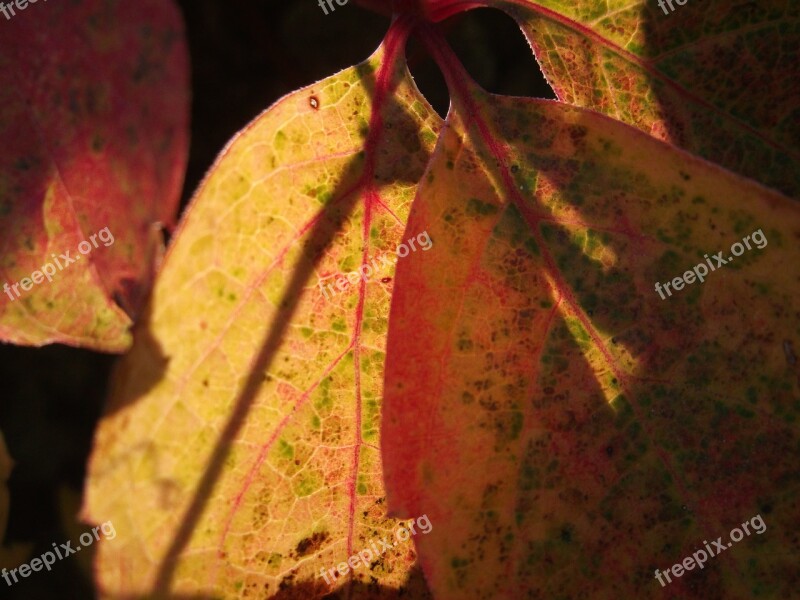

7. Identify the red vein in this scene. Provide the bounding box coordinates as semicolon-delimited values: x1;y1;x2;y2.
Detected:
341;18;416;593
154;15;417;592
421;26;735;568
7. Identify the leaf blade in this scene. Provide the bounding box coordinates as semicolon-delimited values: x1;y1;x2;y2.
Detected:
84;31;441;599
0;0;189;350
382;50;800;598
430;0;800;197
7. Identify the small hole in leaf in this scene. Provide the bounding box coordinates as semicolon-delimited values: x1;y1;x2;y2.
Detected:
309;96;320;109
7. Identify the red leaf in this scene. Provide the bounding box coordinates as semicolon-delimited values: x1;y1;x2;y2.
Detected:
0;0;189;351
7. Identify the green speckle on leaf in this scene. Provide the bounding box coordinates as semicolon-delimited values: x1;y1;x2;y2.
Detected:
466;198;499;217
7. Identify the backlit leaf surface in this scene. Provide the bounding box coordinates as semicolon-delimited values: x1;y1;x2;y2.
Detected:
382;45;800;599
425;0;800;197
0;0;189;351
75;3;800;599
84;29;440;599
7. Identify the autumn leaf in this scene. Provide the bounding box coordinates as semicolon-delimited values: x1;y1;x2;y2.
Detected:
382;35;800;599
74;1;800;599
83;22;440;599
0;0;189;351
422;0;800;198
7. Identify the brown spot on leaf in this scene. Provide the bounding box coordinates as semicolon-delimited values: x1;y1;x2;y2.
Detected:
295;530;329;557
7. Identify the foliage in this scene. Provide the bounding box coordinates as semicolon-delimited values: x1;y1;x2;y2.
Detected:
1;0;798;598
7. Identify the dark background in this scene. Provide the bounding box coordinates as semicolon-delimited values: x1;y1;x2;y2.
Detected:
0;1;553;597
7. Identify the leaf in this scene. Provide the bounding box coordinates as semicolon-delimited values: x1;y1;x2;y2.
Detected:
425;0;800;198
83;26;440;598
0;0;189;351
382;42;800;599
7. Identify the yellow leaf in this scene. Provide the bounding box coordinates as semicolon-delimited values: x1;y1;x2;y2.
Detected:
84;28;441;599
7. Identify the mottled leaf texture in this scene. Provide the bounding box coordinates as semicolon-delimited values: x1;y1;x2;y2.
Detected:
84;26;440;599
424;0;800;198
0;0;189;351
382;41;800;599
